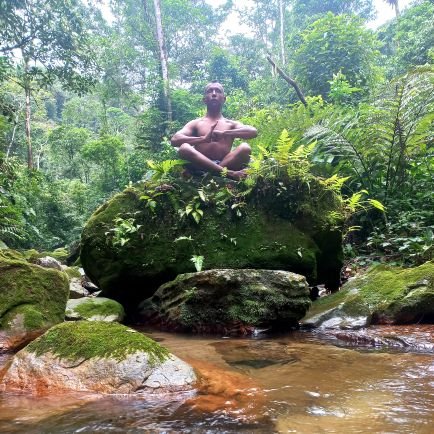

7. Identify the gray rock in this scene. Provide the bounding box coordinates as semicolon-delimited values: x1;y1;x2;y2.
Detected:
69;277;90;299
35;256;62;271
66;297;125;322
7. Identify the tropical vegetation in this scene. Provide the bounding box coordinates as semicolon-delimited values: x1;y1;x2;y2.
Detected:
1;0;432;268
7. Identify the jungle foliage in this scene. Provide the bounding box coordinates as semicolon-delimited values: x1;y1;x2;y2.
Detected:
0;0;432;266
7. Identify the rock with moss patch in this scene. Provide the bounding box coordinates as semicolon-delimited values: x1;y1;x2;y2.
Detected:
302;261;434;329
0;255;69;333
140;269;311;334
1;321;196;394
66;297;125;322
81;175;343;311
35;256;62;270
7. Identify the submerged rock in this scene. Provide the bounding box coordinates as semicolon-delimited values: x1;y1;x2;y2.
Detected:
139;269;311;334
66;297;125;322
302;261;434;329
80;175;343;311
1;321;196;394
0;252;69;333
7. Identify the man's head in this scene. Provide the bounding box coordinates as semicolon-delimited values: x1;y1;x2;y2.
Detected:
203;81;226;109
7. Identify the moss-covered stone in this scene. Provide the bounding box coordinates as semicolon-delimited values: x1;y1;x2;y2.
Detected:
0;249;27;262
0;256;69;331
303;261;434;328
26;321;169;363
140;269;311;334
63;266;82;280
66;297;125;322
81;175;343;311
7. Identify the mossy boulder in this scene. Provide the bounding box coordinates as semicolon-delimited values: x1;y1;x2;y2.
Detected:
0;255;69;332
302;261;434;329
66;297;125;322
1;321;196;394
140;269;311;334
81;175;343;311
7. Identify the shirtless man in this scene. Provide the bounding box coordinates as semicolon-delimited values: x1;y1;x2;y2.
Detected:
171;82;257;180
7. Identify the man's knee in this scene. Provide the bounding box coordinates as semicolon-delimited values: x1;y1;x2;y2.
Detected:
178;143;194;159
238;142;251;156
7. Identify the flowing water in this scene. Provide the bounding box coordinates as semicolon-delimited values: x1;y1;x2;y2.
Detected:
0;325;433;433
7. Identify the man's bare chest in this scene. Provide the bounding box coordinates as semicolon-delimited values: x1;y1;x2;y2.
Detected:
194;119;233;136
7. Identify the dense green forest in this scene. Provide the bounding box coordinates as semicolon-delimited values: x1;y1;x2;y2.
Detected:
1;0;433;267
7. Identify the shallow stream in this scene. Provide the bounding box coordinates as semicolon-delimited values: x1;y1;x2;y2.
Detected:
0;325;433;433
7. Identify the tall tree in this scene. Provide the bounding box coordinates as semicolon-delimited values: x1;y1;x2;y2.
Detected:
151;0;172;124
0;0;97;168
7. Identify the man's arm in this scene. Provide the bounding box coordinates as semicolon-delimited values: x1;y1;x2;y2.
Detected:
171;120;217;147
213;121;257;140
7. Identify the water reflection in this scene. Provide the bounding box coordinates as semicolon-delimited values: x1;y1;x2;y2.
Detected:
0;327;433;433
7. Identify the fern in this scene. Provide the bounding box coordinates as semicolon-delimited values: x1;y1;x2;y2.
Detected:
146;159;185;181
305;67;434;204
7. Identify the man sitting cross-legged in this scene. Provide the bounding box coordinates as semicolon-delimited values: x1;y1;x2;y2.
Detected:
170;82;257;181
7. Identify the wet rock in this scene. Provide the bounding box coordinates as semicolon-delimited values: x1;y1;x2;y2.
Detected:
1;321;196;394
0;253;69;333
0;330;44;353
66;297;125;322
139;269;311;334
302;261;434;329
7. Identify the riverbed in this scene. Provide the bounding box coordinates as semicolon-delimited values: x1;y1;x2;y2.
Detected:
0;325;433;433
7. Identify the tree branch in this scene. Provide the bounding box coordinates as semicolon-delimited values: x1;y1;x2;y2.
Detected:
266;54;307;106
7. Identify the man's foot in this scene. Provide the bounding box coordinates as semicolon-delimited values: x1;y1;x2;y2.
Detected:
226;169;247;181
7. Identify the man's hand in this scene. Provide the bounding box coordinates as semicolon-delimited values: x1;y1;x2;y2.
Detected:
203;121;218;142
211;129;226;141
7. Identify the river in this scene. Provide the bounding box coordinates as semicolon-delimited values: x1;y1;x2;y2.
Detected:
0;325;433;433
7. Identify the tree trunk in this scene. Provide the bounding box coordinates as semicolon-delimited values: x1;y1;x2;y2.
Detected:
152;0;172;125
25;85;33;169
24;58;33;169
279;0;285;65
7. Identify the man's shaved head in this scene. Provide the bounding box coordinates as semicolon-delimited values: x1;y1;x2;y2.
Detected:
204;81;225;95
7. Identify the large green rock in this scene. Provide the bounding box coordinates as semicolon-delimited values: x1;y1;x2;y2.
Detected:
81;175;343;310
140;269;311;334
302;261;434;328
0;251;69;332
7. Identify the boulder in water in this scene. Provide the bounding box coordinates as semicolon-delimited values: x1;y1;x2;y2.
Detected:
302;261;434;329
80;175;343;312
1;321;196;394
140;269;311;334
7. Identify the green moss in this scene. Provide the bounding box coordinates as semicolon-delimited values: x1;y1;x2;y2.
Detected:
73;298;125;320
148;270;311;331
1;305;46;330
81;174;343;302
0;257;69;331
305;261;434;323
40;248;69;263
26;321;169;364
0;249;27;262
63;266;81;279
344;262;434;310
22;249;40;262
